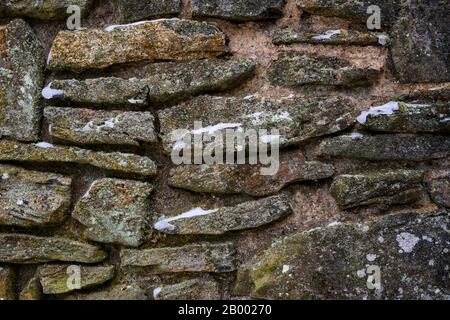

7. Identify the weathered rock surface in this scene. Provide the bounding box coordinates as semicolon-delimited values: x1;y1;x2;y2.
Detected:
64;283;147;300
238;212;450;299
0;165;72;227
391;0;450;83
192;0;285;21
39;264;115;294
0;234;106;264
44;107;158;146
121;243;236;273
0;19;44;141
0;0;92;20
117;0;181;22
169;151;334;196
0;265;15;300
426;171;450;209
357;101;450;133
273;28;389;46
19;277;41;300
159;95;355;153
299;0;402;27
267;52;379;87
0;140;157;176
72;178;153;247
153;278;221;300
48;19;228;72
154;194;292;234
317;133;450;161
330;170;424;209
396;86;450;103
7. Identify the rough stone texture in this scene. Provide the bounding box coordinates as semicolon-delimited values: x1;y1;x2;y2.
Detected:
38;264;115;294
48;19;228;72
153;278;221;300
396;86;450;103
273;28;389;46
0;19;44;141
390;0;450;83
72;178;153;247
267;52;379;87
44;107;158;146
121;243;236;273
426;171;450;209
317;133;450;161
64;283;147;300
159;95;355;153
0;140;157;176
192;0;285;21
0;0;92;20
169;151;335;196
117;0;181;22
0;265;15;300
330;170;424;210
0;234;106;264
19;277;42;300
299;0;402;27
237;212;450;299
0;165;71;227
154;194;292;234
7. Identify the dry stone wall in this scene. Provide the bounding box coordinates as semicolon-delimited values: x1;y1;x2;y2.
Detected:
0;0;449;300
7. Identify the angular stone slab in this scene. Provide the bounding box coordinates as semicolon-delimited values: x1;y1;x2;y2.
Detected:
426;171;450;209
299;0;402;27
267;51;379;87
357;101;450;133
0;0;92;20
73;178;153;247
118;0;181;22
317;133;450;161
330;170;424;209
159;95;355;153
0;234;107;264
0;140;157;177
19;277;41;300
38;264;115;294
121;242;236;273
240;212;450;299
48;19;228;72
0;165;72;227
391;0;450;83
192;0;285;21
0;19;44;141
153;278;220;300
0;265;15;300
273;28;389;46
154;194;292;234
44;107;158;146
396;86;450;103
169;151;334;196
64;283;147;300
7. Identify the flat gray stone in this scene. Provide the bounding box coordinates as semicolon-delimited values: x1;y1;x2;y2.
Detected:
117;0;181;22
0;0;92;20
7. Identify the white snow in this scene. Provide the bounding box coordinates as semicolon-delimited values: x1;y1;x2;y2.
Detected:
366;253;378;262
357;101;399;124
34;142;55;149
128;99;145;105
282;265;290;273
191;123;242;135
46;50;52;65
439;117;450;123
377;34;388;46
154;207;219;231
348;132;364;139
327;221;342;227
396;232;420;253
1;173;10;180
42;83;64;100
16;199;24;206
260;134;280;143
104;19;177;32
153;287;162;299
312;29;341;40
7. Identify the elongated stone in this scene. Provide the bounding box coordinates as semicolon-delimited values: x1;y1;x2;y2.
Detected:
121;243;236;273
0;0;92;20
64;283;147;300
19;277;41;300
0;234;107;264
396;86;450;103
154;195;292;234
117;0;181;22
357;101;450;133
0;140;157;176
0;165;71;227
72;178;153;247
48;19;228;72
0;19;44;141
240;212;450;299
159;95;355;153
273;28;389;46
44;107;158;146
169;151;334;196
426;171;450;209
317;133;450;161
330;170;424;209
0;265;15;300
38;264;115;294
267;51;379;87
192;0;285;21
153;279;220;300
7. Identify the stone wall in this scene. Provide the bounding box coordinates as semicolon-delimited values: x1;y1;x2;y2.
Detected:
0;0;449;300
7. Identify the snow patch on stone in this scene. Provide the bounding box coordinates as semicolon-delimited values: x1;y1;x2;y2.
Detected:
312;29;341;40
105;19;178;32
153;287;162;299
34;142;55;149
42;83;64;100
154;207;219;231
357;101;399;124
